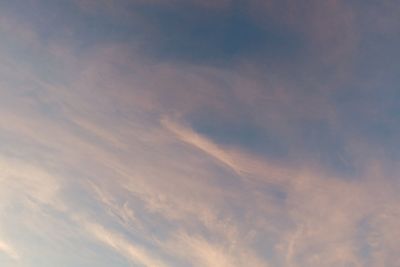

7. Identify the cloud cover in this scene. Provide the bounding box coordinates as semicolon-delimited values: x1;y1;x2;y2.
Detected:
0;1;400;266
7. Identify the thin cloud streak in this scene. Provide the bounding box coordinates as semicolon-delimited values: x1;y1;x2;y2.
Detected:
0;239;19;261
83;221;170;267
162;117;244;175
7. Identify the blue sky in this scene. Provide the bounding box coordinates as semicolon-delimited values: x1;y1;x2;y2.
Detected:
0;1;400;266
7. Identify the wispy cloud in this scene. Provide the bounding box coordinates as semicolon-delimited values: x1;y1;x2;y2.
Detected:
0;239;19;261
162;117;244;175
83;221;170;267
0;1;399;266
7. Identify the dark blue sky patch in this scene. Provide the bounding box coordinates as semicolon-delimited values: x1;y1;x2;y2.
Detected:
299;119;357;177
137;3;303;64
331;80;400;163
0;0;305;66
0;0;146;54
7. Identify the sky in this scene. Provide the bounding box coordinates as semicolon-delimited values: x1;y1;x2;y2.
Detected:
0;1;400;266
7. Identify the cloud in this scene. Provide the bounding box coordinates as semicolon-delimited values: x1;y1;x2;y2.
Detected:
1;40;399;266
83;221;169;267
161;117;244;175
0;1;399;266
0;239;19;261
164;231;268;267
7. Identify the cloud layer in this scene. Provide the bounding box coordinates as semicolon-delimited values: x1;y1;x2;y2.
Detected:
0;1;399;267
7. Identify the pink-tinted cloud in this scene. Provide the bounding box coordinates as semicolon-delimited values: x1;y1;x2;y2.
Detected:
0;1;399;267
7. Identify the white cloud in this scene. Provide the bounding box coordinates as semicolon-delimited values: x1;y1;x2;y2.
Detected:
83;221;169;267
0;239;19;261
